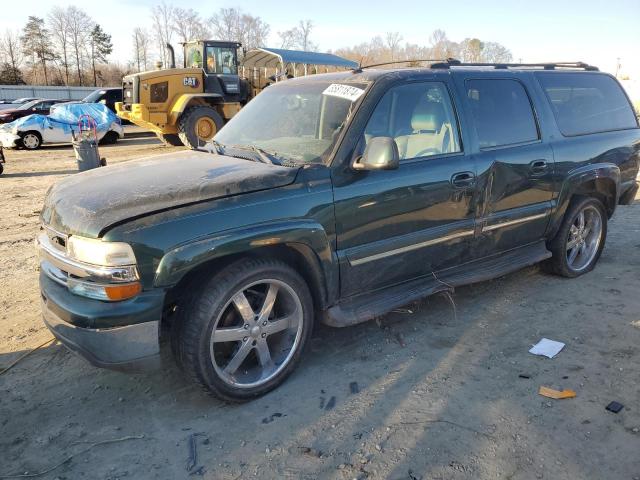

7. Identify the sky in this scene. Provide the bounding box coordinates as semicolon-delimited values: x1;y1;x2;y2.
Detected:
2;0;639;78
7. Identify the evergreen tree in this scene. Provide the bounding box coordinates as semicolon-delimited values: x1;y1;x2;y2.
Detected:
0;62;25;84
20;16;56;85
89;24;112;86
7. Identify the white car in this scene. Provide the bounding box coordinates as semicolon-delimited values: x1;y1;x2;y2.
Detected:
0;103;123;150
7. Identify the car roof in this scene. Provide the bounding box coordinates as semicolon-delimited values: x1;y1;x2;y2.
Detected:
283;63;607;86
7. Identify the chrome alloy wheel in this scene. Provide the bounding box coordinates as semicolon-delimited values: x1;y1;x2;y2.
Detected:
210;279;303;388
566;205;603;272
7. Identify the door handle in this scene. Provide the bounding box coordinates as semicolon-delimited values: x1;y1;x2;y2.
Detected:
530;159;548;174
451;171;476;188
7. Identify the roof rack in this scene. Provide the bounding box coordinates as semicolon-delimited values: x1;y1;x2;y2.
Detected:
353;58;451;72
429;59;599;71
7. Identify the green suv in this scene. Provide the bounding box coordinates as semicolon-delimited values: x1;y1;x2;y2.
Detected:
37;61;640;401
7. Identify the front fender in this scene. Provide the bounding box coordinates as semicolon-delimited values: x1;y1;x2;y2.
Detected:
169;94;222;125
154;220;337;301
548;162;620;237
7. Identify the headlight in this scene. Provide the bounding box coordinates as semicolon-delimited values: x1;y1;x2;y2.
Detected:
63;236;141;301
67;236;137;266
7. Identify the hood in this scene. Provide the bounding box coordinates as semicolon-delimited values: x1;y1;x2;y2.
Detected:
41;150;300;237
0;108;22;116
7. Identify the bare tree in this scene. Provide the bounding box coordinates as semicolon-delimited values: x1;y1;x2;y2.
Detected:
0;29;23;73
481;42;512;63
172;7;209;43
67;6;93;85
296;20;316;51
132;27;150;72
151;1;174;67
210;8;269;51
48;7;71;85
429;29;458;60
278;20;317;51
459;38;484;62
385;32;403;61
278;28;297;49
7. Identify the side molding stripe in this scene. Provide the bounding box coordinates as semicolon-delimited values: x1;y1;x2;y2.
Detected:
348;211;549;267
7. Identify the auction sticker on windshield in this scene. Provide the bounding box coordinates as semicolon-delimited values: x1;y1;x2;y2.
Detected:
323;84;365;102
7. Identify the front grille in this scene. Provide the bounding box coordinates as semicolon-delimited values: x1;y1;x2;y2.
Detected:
44;226;67;254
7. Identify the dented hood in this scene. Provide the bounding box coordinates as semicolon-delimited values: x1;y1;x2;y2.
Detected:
41;150;299;237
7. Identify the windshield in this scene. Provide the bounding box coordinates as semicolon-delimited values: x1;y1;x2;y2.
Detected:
11;98;32;104
18;100;40;110
215;80;368;164
82;90;106;103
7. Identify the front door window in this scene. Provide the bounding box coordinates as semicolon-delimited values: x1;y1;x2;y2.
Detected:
205;46;237;75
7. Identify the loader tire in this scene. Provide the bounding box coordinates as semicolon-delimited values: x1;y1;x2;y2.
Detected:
158;133;183;146
178;106;224;150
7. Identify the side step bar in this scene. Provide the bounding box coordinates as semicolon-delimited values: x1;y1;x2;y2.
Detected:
323;240;551;327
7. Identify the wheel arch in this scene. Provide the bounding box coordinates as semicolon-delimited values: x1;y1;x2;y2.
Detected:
156;222;338;314
548;163;620;239
168;93;223;125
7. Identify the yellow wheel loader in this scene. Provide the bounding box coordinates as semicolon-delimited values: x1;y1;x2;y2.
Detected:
116;41;251;149
116;42;359;149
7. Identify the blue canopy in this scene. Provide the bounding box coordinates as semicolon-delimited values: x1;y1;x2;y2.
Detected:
243;48;357;69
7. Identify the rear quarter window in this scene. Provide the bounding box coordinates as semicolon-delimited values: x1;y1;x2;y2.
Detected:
537;72;638;136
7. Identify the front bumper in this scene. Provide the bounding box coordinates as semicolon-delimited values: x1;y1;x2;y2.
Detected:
0;131;19;148
40;273;164;372
43;296;161;371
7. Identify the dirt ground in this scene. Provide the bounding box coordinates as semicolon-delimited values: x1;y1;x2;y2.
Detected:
1;133;639;480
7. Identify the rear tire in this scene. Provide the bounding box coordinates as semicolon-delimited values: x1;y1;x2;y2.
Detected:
545;196;607;277
19;131;42;150
0;163;3;175
157;133;183;146
99;130;119;145
173;258;314;402
178;106;224;150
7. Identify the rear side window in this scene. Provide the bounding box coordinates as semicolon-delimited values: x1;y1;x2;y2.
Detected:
537;73;638;136
465;79;539;149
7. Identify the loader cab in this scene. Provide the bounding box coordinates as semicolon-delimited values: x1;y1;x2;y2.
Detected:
183;40;242;99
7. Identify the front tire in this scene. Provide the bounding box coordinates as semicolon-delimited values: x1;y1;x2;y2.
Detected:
173;258;314;402
178;106;224;150
19;131;42;150
546;196;607;277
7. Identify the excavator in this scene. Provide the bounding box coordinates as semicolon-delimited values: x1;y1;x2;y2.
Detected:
115;40;357;148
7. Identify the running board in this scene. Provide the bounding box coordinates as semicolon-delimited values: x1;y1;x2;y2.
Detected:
323;240;551;327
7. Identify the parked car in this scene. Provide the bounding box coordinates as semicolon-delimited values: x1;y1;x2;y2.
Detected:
0;103;123;150
0;97;40;111
81;88;122;114
36;62;639;401
0;99;68;124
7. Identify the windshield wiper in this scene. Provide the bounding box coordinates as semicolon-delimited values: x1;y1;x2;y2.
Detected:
227;144;276;164
209;140;225;155
248;145;274;164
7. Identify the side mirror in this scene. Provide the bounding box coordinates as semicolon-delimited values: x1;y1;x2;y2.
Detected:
353;137;399;171
99;99;107;105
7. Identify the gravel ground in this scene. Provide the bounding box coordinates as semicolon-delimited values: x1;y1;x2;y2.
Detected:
0;137;639;480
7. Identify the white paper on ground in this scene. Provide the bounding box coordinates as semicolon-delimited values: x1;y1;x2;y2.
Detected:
529;338;565;358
